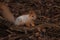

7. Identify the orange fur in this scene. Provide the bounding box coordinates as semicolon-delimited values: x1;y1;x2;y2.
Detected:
15;10;37;27
0;3;15;23
0;3;37;27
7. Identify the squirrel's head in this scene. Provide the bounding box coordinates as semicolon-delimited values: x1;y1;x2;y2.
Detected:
29;10;37;20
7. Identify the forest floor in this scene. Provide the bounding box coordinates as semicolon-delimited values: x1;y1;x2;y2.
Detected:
0;0;60;40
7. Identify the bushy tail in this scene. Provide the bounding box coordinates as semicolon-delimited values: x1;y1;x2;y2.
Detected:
0;3;15;23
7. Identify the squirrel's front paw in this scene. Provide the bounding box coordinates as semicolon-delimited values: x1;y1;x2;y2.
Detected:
31;23;35;27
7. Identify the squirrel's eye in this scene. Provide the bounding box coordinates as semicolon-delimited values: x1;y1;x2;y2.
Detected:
32;16;34;17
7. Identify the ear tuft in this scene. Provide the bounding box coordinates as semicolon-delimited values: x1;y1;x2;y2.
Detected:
29;10;35;16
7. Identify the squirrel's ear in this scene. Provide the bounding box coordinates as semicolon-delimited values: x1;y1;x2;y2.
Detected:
29;11;33;16
29;10;35;16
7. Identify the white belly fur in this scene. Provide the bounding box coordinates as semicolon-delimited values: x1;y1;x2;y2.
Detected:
14;15;30;25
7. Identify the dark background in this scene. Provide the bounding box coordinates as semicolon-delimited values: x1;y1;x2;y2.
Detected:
0;0;60;40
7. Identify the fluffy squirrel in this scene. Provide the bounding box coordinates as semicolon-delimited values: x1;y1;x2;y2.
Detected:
0;3;37;27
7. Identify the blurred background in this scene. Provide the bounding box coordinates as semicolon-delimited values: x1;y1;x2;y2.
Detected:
0;0;60;40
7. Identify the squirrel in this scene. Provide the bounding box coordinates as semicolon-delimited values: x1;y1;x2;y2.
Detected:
15;10;37;27
0;3;37;27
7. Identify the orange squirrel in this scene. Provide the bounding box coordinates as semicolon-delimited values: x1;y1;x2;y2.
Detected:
15;10;37;27
0;3;37;27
